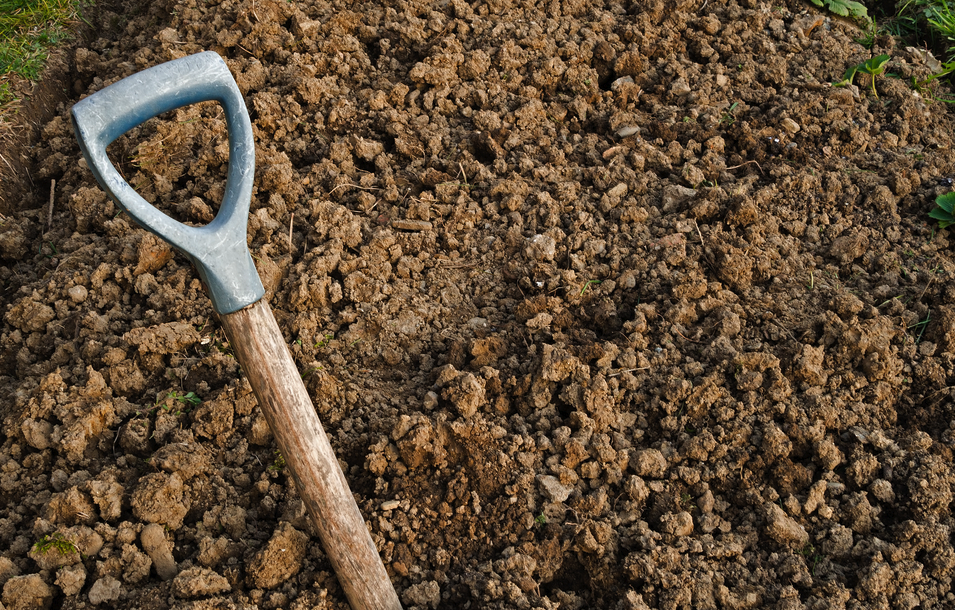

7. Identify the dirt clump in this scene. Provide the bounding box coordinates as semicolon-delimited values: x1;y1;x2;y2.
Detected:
2;0;955;608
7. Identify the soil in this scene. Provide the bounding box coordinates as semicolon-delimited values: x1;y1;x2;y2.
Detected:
2;0;955;608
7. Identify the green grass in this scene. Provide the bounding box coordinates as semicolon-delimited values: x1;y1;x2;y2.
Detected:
33;532;78;556
893;0;955;60
0;0;86;106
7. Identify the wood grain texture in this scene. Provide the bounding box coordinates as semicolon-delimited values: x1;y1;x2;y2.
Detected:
220;299;402;610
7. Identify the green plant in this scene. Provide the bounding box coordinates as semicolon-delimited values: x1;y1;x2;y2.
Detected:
0;0;86;81
719;101;739;125
33;532;78;556
300;365;323;379
930;191;955;228
810;0;868;20
855;18;879;48
0;80;15;105
314;333;334;349
909;309;932;343
580;279;601;296
533;513;547;527
911;60;955;102
39;240;57;259
798;542;823;575
834;54;891;98
154;390;201;416
916;58;955;86
894;1;955;63
268;451;286;472
170;391;200;406
925;1;955;53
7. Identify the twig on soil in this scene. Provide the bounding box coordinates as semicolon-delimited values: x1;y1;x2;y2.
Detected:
0;150;13;174
47;179;55;232
693;219;705;245
329;182;381;195
915;264;937;303
925;385;955;406
288;212;294;254
607;366;650;377
725;160;763;174
436;260;477;269
113;424;121;456
674;327;703;343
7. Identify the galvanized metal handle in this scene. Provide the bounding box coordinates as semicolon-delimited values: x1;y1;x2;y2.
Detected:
70;51;264;314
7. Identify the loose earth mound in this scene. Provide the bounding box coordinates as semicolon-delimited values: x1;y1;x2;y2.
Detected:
1;0;955;608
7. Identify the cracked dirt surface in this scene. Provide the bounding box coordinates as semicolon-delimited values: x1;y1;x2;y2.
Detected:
2;0;955;608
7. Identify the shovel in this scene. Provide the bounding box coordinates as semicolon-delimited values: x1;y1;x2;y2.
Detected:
71;51;402;610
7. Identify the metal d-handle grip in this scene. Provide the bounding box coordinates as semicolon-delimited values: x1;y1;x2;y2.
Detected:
70;51;264;314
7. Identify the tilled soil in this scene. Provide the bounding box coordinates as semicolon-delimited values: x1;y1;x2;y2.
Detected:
2;0;955;608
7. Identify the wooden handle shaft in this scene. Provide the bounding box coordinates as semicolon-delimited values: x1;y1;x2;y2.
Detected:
220;300;401;610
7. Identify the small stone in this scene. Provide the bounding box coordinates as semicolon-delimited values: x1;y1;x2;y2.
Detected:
781;118;800;134
381;500;401;511
671;77;692;96
616;125;640;138
611;75;634;90
661;185;697;212
606;183;628;200
467;317;489;330
537;474;573;503
526;234;557;262
67;285;88;303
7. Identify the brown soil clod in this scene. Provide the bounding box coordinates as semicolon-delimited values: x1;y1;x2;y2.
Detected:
1;0;955;608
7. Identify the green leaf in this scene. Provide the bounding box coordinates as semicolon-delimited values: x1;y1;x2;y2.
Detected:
827;1;849;16
861;55;891;75
929;207;952;220
843;0;869;20
929;208;954;228
810;0;824;6
824;0;868;19
936;192;955;214
834;65;858;87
